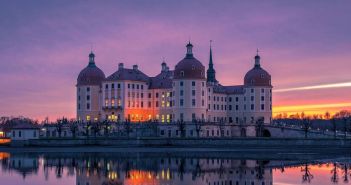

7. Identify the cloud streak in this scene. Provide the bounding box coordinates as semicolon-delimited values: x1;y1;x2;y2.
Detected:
274;82;351;93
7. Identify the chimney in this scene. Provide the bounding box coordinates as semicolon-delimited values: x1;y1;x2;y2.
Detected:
118;63;124;70
161;62;167;72
133;64;138;70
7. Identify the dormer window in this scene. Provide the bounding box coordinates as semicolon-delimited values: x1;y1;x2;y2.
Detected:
251;79;254;84
180;71;185;77
260;74;264;78
192;65;195;70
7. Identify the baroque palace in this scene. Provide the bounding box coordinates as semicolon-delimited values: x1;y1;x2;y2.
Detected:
76;42;272;124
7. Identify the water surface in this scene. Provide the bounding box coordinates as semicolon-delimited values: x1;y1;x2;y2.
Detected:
0;149;350;185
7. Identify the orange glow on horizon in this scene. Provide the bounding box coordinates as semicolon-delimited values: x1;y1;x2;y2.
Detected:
273;102;351;118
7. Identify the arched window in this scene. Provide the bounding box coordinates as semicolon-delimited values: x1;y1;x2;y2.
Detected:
192;65;195;70
180;71;184;77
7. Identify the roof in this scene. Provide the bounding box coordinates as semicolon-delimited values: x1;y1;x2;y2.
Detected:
77;65;106;86
223;85;245;94
149;70;174;89
244;66;272;87
173;57;206;80
11;122;40;130
105;68;149;82
212;84;245;95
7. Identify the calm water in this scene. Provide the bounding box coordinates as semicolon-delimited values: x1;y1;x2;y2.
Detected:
0;149;350;185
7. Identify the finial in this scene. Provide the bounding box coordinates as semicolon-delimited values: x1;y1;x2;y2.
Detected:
210;40;213;48
256;48;259;56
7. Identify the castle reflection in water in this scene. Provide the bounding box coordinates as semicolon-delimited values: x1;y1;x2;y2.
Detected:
0;152;350;185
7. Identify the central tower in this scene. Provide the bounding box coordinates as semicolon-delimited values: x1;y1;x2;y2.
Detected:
172;42;207;122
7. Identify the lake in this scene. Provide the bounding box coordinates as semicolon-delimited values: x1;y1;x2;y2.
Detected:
0;148;350;185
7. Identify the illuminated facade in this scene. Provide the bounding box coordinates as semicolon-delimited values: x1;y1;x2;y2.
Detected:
77;42;272;124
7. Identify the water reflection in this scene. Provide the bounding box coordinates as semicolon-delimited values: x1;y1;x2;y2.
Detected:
0;151;350;185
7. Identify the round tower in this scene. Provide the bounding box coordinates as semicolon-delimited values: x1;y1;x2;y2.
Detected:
76;52;105;122
172;42;207;122
243;50;272;124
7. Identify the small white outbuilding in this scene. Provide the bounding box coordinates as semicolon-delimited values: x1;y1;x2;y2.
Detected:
10;122;40;141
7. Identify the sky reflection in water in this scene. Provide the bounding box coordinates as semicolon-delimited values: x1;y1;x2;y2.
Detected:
0;152;350;185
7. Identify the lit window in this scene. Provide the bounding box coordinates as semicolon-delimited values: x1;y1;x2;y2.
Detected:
86;116;91;121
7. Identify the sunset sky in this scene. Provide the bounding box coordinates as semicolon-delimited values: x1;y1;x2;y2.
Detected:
0;1;350;121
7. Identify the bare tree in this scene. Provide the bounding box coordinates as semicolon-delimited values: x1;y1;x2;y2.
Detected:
177;120;186;138
69;121;78;138
331;118;337;139
301;163;313;183
302;118;312;138
255;117;264;137
331;162;339;184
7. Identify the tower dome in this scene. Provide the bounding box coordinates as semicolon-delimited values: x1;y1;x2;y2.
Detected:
244;53;271;86
174;42;205;79
77;52;105;86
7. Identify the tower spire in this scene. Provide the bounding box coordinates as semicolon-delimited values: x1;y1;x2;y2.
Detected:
207;40;217;83
186;41;193;58
88;51;95;66
254;48;261;68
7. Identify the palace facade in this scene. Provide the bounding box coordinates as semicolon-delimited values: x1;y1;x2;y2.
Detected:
76;42;272;124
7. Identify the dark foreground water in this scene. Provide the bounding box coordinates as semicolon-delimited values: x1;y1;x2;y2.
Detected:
0;148;350;185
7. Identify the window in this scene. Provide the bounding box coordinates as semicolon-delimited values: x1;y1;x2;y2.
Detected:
251;104;254;110
229;97;232;102
180;99;184;106
87;103;90;109
132;84;135;89
192;99;196;106
229;105;232;110
148;93;151;98
180;71;184;77
251;88;254;93
136;84;139;89
261;96;264;101
261;88;264;93
128;84;130;88
156;93;159;98
87;87;90;92
141;102;144;108
33;131;37;137
202;99;204;106
78;104;80;110
19;131;21;137
180;90;184;96
111;83;114;89
148;101;151;107
236;105;239;110
87;95;90;101
251;96;254;101
180;81;184;86
117;83;121;88
141;93;144;98
236;97;239;102
156;101;159;107
261;104;264;110
202;82;205;87
192;81;195;86
192;113;196;120
141;85;144;89
202;90;204;96
192;90;195;96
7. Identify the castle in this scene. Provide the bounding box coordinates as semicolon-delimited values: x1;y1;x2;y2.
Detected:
76;42;272;124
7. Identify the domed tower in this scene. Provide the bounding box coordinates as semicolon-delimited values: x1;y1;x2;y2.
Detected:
243;51;272;124
172;42;207;122
76;52;105;122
